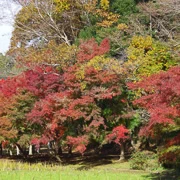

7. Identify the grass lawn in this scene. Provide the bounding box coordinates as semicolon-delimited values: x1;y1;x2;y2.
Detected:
0;157;178;180
0;170;149;180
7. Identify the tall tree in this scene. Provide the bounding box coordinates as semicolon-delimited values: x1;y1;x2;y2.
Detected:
128;66;180;165
9;0;84;51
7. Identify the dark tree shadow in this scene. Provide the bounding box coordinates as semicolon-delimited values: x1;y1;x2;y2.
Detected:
1;152;119;169
76;155;114;170
143;169;180;180
60;152;120;170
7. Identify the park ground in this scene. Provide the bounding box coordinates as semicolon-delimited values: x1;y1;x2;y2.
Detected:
0;154;179;180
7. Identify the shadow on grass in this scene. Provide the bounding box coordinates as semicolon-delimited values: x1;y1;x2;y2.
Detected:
1;153;119;169
143;169;180;180
76;156;113;170
61;153;119;170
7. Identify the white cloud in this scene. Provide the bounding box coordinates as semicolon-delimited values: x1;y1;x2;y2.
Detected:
0;25;13;54
0;0;21;54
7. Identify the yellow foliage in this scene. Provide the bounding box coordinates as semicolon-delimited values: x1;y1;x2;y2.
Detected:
130;36;152;51
15;3;38;24
100;0;109;10
53;0;70;14
11;41;77;70
125;35;176;80
96;10;120;28
97;20;114;28
127;36;153;66
83;0;119;28
83;0;97;13
76;55;124;80
45;41;77;69
117;23;129;31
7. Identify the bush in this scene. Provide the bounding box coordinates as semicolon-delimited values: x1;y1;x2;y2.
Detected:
159;145;180;169
110;0;138;16
130;151;160;170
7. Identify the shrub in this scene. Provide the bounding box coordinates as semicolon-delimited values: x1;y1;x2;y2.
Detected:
110;0;138;16
159;145;180;168
130;151;160;170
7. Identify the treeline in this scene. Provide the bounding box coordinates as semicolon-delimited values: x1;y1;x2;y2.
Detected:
0;0;179;168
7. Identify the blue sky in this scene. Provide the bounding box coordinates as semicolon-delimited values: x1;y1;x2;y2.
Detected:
0;0;21;54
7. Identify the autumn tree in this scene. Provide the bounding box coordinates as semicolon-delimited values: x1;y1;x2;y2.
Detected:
128;66;180;166
9;0;84;52
0;65;65;155
0;38;136;159
24;38;133;157
26;38;122;154
0;93;17;142
106;125;129;160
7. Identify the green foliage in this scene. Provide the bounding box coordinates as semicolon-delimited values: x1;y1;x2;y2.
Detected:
0;53;14;77
127;113;141;131
130;151;160;170
110;0;139;16
17;134;31;148
78;26;98;41
78;26;130;57
8;90;37;135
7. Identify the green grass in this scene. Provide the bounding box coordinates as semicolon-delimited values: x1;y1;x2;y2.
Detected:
0;159;159;180
0;170;149;180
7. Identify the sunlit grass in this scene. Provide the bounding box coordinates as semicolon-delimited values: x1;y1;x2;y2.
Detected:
0;159;154;180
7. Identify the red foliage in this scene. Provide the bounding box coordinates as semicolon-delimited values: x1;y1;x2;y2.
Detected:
0;66;63;98
31;135;50;149
66;136;88;154
106;125;129;145
166;133;180;147
1;140;9;148
159;151;180;165
23;67;63;98
0;77;25;97
0;38;125;150
77;38;110;62
128;66;180;137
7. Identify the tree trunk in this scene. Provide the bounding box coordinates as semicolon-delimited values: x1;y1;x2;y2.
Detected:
68;145;72;156
9;150;13;156
37;147;40;154
47;141;52;149
0;142;3;157
29;145;33;155
54;141;62;155
119;143;125;161
53;140;62;162
16;145;20;155
15;143;27;158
